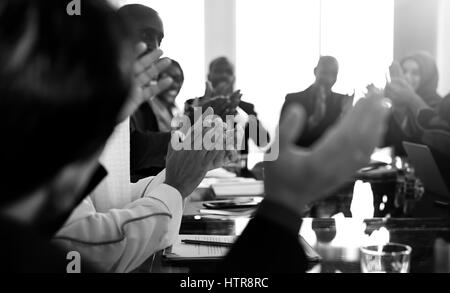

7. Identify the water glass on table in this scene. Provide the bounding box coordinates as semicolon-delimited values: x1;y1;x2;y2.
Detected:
360;243;412;273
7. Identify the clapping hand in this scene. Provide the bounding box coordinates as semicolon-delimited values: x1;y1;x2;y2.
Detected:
165;107;239;198
118;43;173;122
264;89;391;215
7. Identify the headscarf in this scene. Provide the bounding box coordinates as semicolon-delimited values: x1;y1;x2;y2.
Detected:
401;52;441;108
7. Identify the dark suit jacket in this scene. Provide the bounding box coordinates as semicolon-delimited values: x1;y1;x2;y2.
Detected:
130;102;171;182
282;86;350;147
239;101;270;155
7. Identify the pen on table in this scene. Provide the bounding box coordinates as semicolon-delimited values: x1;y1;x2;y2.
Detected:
181;239;234;247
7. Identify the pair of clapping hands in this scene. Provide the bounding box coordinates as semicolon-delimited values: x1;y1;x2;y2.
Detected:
186;81;243;122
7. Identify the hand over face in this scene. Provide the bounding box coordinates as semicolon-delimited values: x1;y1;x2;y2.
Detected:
118;44;173;122
264;91;391;215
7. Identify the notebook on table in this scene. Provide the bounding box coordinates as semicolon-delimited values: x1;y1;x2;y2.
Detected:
163;234;321;263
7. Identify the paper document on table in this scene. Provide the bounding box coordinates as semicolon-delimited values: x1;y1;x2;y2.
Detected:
163;235;236;261
163;234;321;262
199;208;256;217
198;177;259;189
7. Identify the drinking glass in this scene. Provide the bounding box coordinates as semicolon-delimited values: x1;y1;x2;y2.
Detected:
360;243;412;273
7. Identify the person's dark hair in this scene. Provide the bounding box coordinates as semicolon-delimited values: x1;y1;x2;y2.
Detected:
316;55;338;69
209;56;234;74
166;59;184;83
0;0;133;206
117;4;164;45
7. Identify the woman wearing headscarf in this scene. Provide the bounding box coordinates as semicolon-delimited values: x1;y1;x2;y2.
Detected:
384;52;442;156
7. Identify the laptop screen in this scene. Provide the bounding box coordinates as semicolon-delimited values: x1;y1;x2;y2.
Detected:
403;142;450;199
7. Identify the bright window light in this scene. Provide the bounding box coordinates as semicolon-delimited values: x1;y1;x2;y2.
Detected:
236;0;321;139
320;0;394;100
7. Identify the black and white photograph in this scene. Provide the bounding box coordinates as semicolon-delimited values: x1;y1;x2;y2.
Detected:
2;0;450;284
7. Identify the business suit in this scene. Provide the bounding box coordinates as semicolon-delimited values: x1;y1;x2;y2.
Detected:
282;86;351;147
218;200;308;273
130;102;171;182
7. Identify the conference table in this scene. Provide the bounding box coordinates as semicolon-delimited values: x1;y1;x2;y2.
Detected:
147;187;450;273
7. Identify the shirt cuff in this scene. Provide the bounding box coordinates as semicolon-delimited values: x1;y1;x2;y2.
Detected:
142;183;182;214
255;200;303;236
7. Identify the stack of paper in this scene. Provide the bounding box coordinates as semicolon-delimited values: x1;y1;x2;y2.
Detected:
211;180;264;197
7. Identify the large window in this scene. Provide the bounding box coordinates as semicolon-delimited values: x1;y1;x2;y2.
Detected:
236;0;322;139
320;0;394;98
235;0;393;165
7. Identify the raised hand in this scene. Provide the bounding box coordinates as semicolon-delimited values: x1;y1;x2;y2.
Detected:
118;43;173;122
385;77;421;107
389;61;406;80
264;90;391;215
165;108;238;198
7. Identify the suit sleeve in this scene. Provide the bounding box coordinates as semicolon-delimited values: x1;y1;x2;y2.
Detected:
240;102;271;148
217;200;308;273
129;116;171;181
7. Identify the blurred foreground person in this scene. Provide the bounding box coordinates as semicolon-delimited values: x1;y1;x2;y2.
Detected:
0;0;229;272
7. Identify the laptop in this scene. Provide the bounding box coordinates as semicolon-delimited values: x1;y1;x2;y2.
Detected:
402;142;450;202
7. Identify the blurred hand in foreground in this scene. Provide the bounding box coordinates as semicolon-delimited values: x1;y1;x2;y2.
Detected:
264;90;391;215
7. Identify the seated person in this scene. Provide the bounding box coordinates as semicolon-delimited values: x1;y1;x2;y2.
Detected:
282;56;353;147
186;57;271;176
384;51;443;156
118;4;173;182
0;0;133;272
130;58;184;181
208;57;271;155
